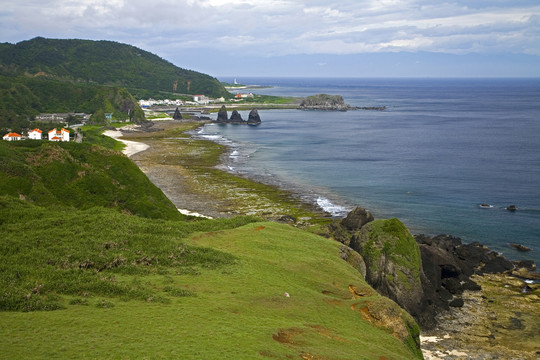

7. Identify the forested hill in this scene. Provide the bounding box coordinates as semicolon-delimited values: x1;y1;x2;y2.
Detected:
0;37;229;99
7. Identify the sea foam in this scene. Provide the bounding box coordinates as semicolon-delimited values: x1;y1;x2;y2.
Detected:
316;196;349;217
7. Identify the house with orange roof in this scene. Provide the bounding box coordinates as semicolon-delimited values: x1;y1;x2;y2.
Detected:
48;128;70;142
28;128;43;140
3;132;22;141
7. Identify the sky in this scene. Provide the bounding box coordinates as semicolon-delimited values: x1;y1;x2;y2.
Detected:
1;0;540;78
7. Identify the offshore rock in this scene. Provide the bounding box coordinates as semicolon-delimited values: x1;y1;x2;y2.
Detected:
247;109;262;125
216;105;228;123
298;94;358;111
229;110;244;124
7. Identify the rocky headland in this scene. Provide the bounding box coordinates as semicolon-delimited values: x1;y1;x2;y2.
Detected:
327;206;539;358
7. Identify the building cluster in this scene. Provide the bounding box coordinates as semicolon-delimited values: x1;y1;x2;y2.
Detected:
138;95;228;108
35;113;90;123
3;128;70;142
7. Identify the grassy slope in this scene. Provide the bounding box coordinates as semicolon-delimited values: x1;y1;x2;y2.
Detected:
0;199;419;359
0;125;422;359
0;139;181;220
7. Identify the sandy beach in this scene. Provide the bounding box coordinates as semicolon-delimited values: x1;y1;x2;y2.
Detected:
103;129;150;157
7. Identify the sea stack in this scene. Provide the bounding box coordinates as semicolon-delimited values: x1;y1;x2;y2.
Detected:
247;109;262;125
173;107;183;120
216;105;228;123
229;110;244;124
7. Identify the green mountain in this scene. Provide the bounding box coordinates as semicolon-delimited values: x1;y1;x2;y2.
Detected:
0;37;229;99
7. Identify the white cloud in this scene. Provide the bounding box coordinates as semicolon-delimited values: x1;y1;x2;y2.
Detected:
2;0;540;57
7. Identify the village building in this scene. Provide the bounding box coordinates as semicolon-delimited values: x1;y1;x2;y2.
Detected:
48;128;70;142
193;95;209;105
28;128;43;140
3;132;22;141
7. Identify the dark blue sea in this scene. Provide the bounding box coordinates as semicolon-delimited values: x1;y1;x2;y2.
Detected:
200;77;540;264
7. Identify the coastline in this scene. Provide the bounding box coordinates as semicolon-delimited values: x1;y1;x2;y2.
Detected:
112;120;329;222
108;120;539;359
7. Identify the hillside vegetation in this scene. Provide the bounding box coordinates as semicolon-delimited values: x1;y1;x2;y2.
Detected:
0;74;145;130
0;37;231;131
0;37;229;99
0;140;180;220
0;197;421;359
0;132;423;358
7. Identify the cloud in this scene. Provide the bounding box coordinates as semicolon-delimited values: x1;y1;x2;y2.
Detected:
2;0;540;59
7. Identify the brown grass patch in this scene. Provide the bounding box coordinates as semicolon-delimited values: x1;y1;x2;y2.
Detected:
272;327;304;345
254;226;266;231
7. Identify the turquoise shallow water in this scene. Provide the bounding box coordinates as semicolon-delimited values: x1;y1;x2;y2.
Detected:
201;77;540;264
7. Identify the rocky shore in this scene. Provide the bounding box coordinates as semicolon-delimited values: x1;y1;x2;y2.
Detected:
328;206;539;359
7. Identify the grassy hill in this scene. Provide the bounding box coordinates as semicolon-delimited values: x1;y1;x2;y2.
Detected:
0;130;423;358
0;37;230;99
0;197;421;359
0;139;181;220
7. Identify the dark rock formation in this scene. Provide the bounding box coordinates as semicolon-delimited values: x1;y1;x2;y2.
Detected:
216;105;228;123
247;109;262;125
214;107;262;125
172;107;183;120
341;207;374;231
327;207;528;330
298;94;358;111
506;205;517;211
229;110;244;124
509;243;532;252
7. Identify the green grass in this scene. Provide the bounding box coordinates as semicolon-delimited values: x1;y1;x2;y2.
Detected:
80;125;126;151
0;203;421;359
0;139;181;220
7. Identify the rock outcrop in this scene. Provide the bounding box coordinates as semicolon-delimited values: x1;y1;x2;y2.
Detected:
350;218;428;327
216;105;228;123
172;107;183;120
298;94;358;111
229;110;244;124
328;207;527;330
247;109;262;125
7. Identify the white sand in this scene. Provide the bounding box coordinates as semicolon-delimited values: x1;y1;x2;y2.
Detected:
103;130;149;158
177;208;213;219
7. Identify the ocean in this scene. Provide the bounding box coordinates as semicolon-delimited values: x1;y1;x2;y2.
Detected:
199;77;540;264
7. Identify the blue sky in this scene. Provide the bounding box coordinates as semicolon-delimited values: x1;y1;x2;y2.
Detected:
1;0;540;77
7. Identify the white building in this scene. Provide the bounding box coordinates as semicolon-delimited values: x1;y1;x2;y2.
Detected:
48;128;70;142
193;95;209;104
28;128;43;140
3;132;22;141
